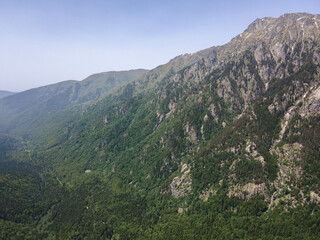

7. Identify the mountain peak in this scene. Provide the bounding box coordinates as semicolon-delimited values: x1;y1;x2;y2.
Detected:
246;17;274;33
216;13;320;65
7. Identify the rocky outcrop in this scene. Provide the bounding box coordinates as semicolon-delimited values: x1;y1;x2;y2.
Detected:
245;140;265;166
170;163;192;198
185;124;198;144
310;191;320;204
300;85;320;117
268;143;303;207
228;183;267;199
103;115;109;125
199;186;216;201
273;143;303;187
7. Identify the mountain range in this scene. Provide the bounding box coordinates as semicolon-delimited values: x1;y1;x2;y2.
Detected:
0;13;320;239
0;69;148;138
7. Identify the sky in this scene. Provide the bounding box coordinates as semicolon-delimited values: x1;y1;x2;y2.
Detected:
0;0;320;92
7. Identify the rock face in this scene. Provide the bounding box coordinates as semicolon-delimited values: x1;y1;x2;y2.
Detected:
185;124;198;144
270;143;303;205
92;13;320;207
310;191;320;204
199;186;216;201
170;164;192;198
300;85;320;117
174;14;320;206
228;183;267;199
245;140;265;166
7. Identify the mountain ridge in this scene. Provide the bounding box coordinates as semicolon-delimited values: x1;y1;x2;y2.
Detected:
0;90;15;99
0;13;320;239
0;69;148;135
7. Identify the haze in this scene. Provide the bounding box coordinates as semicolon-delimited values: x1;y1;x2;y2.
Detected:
1;0;319;92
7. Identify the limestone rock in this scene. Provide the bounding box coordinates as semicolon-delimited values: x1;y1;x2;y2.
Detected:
300;86;320;117
170;164;192;198
310;191;320;204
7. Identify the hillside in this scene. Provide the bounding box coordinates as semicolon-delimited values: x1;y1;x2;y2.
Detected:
0;13;320;239
0;69;148;136
0;90;15;99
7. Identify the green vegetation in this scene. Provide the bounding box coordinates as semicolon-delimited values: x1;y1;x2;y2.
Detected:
1;13;320;239
0;70;148;136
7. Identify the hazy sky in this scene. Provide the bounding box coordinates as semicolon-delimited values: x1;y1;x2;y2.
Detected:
1;0;320;92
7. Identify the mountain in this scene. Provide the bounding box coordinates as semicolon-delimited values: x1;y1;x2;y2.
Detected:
1;13;320;239
0;90;15;99
0;69;148;136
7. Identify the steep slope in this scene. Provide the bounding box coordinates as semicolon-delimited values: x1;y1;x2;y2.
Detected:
1;13;320;239
91;13;318;187
0;69;148;135
0;90;15;99
29;13;319;239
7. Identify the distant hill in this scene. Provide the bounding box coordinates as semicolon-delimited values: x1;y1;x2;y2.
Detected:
0;69;148;134
0;90;15;99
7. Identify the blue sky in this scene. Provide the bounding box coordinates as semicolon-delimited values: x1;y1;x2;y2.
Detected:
1;0;320;92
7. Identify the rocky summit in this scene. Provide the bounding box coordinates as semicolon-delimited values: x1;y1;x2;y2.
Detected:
0;13;320;239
